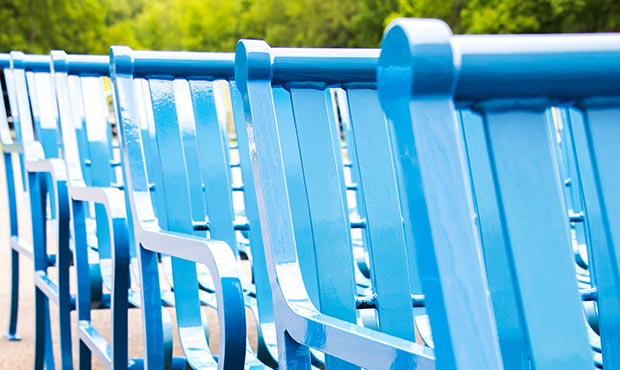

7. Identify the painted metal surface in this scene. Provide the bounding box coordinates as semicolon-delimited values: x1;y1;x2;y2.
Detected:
229;81;278;366
235;39;435;369
565;105;620;369
6;52;76;370
51;50;138;370
0;53;24;342
1;19;618;370
378;18;616;369
379;20;505;370
111;46;267;369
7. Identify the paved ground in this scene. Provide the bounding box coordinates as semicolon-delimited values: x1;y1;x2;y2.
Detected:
0;155;256;369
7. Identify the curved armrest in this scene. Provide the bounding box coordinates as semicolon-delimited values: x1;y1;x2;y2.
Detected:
25;157;67;182
70;184;132;368
269;260;435;369
140;230;238;278
281;293;435;369
71;185;131;297
70;186;132;272
70;185;130;271
139;229;250;369
24;157;69;274
70;186;127;221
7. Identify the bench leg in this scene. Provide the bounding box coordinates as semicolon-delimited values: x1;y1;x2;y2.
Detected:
78;340;91;370
30;171;53;370
34;288;55;370
73;200;93;370
56;181;74;370
4;153;21;341
31;171;75;370
4;249;21;341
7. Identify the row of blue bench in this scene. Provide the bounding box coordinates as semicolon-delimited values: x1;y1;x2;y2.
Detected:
1;18;619;369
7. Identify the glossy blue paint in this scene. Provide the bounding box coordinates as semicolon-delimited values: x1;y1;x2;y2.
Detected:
268;48;378;85
0;53;24;342
565;105;620;369
7;52;76;370
229;81;278;366
9;52;38;184
236;39;435;369
452;34;620;101
378;20;506;370
345;88;416;340
333;90;372;288
110;46;261;369
268;86;319;306
51;50;140;370
27;149;73;370
458;110;529;369
2;21;617;370
379;18;610;369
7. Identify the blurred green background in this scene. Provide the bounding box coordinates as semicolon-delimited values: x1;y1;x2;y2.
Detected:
1;0;619;54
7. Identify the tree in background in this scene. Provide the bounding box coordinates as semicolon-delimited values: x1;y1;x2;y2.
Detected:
240;0;359;47
0;0;108;53
0;0;619;54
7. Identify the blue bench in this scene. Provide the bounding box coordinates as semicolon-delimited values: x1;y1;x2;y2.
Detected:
2;52;77;368
4;51;134;369
110;47;263;369
21;51;124;369
110;45;407;369
1;53;51;343
235;40;434;369
379;18;620;369
3;18;620;370
49;50;139;369
52;49;233;370
0;53;23;342
2;49;273;369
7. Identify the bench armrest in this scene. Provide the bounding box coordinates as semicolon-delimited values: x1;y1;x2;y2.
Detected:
139;229;247;369
70;184;132;362
140;230;238;278
279;292;435;368
25;158;67;182
70;186;127;220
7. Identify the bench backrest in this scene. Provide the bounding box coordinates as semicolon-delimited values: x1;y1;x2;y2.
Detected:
379;18;610;370
0;55;16;237
5;53;45;188
11;53;60;159
110;47;274;367
51;51;119;282
111;50;240;247
235;40;424;368
560;87;620;368
50;51;113;188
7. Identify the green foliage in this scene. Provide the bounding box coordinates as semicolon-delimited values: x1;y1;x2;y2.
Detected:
349;0;400;46
0;0;619;53
240;0;359;47
395;0;620;34
390;0;468;33
0;0;108;53
461;0;557;33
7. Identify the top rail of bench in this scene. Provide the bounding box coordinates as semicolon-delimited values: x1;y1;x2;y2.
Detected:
0;53;9;68
236;45;379;86
380;23;620;102
112;49;234;78
51;53;109;76
11;53;51;72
